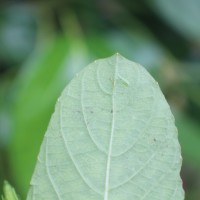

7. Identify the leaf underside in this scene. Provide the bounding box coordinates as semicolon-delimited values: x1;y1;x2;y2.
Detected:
27;54;184;200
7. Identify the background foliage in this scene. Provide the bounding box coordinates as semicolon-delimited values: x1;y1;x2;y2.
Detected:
0;0;200;199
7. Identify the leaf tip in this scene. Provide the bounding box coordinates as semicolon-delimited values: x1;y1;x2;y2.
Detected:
114;52;122;57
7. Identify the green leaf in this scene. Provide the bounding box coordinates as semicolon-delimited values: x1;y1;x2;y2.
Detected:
9;36;70;197
9;33;90;197
175;113;200;167
1;181;19;200
27;54;184;200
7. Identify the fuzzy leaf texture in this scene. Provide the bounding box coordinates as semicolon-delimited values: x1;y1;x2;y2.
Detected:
27;54;184;200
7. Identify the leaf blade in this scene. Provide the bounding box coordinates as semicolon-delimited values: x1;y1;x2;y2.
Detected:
27;54;184;200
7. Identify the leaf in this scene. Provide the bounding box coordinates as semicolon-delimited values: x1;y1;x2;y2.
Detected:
9;36;70;197
105;31;166;69
149;0;200;42
9;33;90;197
86;29;167;70
27;54;184;200
175;113;200;167
1;181;19;200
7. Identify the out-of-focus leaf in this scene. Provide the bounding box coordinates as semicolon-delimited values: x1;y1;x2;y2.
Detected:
1;181;19;200
0;79;12;148
106;31;166;68
175;113;200;167
86;30;167;70
9;33;91;197
86;34;114;58
27;54;184;200
149;0;200;41
181;64;200;108
9;36;70;197
0;4;36;66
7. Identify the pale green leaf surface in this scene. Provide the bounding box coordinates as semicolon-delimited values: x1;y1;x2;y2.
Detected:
27;54;184;200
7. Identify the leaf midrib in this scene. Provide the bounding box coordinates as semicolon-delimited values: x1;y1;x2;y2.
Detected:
104;54;118;200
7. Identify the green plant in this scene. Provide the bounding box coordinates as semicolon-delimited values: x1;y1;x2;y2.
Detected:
1;181;19;200
25;54;184;199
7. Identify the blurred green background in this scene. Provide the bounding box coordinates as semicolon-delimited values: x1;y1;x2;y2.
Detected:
0;0;200;199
